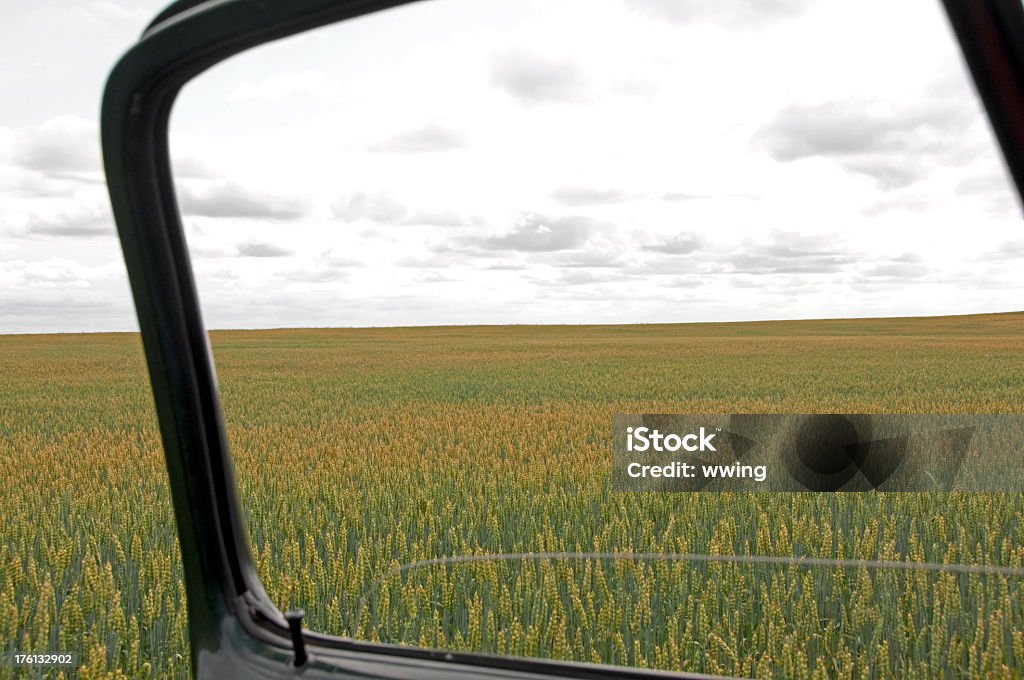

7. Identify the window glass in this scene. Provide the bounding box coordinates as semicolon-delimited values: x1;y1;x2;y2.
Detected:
170;1;1024;676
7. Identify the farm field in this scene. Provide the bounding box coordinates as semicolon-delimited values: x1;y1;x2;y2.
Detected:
3;312;1024;678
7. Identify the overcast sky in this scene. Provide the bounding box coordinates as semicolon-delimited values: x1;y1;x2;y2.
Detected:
2;0;1022;333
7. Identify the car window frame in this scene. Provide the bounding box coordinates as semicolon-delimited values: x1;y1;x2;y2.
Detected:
100;0;1024;678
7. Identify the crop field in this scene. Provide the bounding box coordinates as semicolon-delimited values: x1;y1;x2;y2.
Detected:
2;312;1024;679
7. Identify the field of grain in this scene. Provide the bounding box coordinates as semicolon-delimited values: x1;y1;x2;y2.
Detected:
2;313;1024;679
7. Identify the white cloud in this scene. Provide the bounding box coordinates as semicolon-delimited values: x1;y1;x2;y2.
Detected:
11;115;100;177
179;182;308;220
236;241;294;258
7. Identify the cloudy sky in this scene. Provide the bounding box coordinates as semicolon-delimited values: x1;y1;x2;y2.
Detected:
2;0;1022;333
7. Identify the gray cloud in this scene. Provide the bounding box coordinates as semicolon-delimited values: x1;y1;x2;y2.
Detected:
463;213;596;252
27;220;111;238
490;50;591;104
3;174;94;200
642;232;703;255
0;293;117;333
860;262;930;278
416;272;458;284
401;210;485;227
180;183;307;220
481;261;528;271
555;250;627;268
0;259;93;289
627;0;811;27
759;100;966;160
365;123;467;153
266;250;362;283
756;98;971;190
728;230;856;274
13;116;100;177
550;186;632;206
841;158;925;191
332;192;407;224
981;239;1024;261
0;298;111;315
22;204;112;238
849;259;957;288
0;260;132;330
236;242;294;258
729;254;847;275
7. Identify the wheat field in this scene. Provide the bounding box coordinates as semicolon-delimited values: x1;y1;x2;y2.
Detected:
2;312;1024;678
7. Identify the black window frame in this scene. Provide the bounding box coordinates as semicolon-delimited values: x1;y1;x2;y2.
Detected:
100;1;1024;678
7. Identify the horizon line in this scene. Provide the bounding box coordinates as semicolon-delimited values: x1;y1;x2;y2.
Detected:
3;308;1023;338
